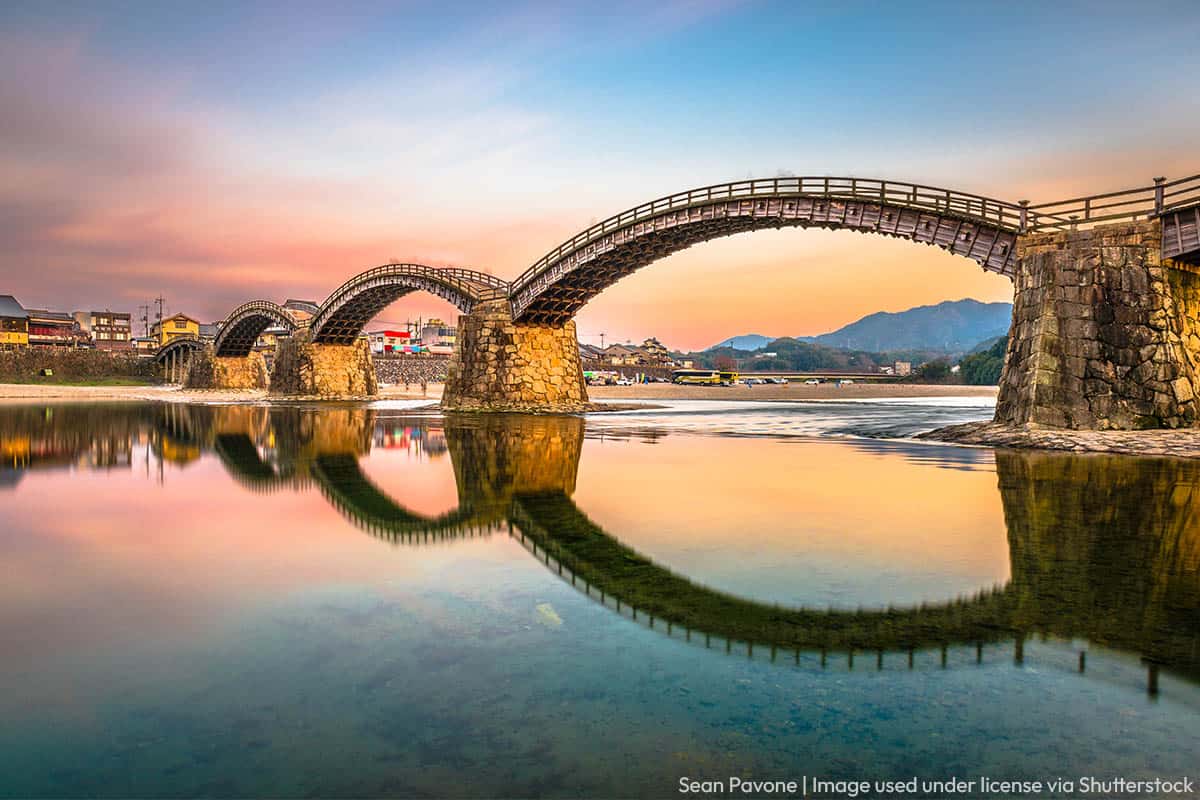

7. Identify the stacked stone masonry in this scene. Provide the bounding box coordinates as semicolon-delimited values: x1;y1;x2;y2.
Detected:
373;354;449;386
996;221;1200;429
185;349;269;390
270;332;378;397
442;299;589;412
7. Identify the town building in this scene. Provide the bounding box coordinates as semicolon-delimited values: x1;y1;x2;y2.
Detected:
132;337;159;356
894;361;913;377
253;326;290;353
74;310;134;351
367;329;421;354
640;337;670;363
26;309;84;348
596;338;677;367
577;342;603;366
198;322;219;342
0;295;29;349
420;318;457;354
150;313;201;346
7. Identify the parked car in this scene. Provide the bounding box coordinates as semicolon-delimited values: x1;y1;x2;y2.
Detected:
804;379;820;385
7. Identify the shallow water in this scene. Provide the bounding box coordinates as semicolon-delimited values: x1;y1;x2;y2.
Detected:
0;400;1197;798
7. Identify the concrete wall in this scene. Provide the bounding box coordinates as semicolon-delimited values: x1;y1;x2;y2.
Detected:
442;299;589;412
997;221;1200;429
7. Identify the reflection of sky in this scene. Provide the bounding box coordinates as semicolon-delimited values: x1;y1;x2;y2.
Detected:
2;404;1200;795
573;433;1010;609
2;3;1198;348
0;410;1013;716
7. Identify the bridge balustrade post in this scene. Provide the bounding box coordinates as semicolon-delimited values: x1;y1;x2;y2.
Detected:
1154;177;1166;216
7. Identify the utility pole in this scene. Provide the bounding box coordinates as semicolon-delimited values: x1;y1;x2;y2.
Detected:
138;304;151;337
154;296;165;338
599;332;606;349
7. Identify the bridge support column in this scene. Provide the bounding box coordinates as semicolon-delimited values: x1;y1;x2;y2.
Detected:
441;299;589;412
184;348;269;390
269;331;377;397
996;220;1200;429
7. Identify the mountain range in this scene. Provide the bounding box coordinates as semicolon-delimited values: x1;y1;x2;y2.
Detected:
708;299;1012;354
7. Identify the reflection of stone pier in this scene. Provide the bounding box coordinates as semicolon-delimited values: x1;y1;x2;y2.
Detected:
3;403;1197;689
446;414;584;522
997;450;1200;675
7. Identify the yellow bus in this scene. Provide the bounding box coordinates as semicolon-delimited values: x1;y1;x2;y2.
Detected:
672;368;739;386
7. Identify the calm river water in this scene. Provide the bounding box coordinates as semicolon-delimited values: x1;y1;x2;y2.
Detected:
0;399;1197;798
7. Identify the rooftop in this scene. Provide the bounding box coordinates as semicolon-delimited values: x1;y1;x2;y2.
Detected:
25;309;75;322
0;295;29;319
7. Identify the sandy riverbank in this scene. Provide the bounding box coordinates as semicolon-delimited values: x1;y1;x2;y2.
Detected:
0;381;997;405
0;383;444;404
587;383;999;402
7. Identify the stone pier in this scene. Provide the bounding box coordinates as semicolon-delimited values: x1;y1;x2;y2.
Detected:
442;299;588;412
185;348;270;390
996;220;1200;429
270;331;378;397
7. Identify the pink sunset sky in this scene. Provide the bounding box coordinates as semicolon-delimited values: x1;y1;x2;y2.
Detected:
2;2;1197;351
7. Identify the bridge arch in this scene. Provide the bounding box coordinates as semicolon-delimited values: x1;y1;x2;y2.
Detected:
309;263;509;345
309;452;489;542
213;300;297;357
153;335;205;364
509;491;1016;654
509;177;1023;325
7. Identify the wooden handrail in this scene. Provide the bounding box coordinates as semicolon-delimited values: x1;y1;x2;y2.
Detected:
512;176;1027;292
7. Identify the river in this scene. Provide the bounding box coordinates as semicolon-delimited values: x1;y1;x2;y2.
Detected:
0;398;1196;798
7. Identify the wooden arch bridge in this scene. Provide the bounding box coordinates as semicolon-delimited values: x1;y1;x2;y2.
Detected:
174;172;1200;428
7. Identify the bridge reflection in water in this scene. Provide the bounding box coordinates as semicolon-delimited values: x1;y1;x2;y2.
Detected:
2;404;1197;694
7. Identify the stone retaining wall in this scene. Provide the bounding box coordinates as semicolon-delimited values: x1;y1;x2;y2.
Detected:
374;354;449;386
0;349;156;382
996;221;1200;429
442;299;588;412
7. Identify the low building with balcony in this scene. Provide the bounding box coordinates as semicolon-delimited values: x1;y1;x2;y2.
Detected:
150;314;201;346
74;310;134;351
26;309;84;348
0;295;29;350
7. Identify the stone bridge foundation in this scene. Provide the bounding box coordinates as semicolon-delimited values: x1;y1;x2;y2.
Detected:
441;299;588;412
270;332;378;397
997;220;1200;429
184;348;270;390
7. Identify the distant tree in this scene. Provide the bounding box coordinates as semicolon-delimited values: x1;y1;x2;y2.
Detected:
959;336;1008;385
714;354;737;371
914;358;954;382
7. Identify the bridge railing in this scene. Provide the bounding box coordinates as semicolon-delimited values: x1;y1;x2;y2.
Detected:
220;300;296;328
153;335;204;359
316;263;508;314
512;177;1026;291
1026;174;1200;232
